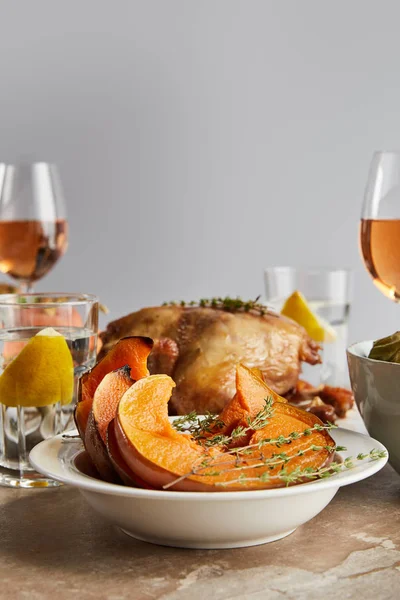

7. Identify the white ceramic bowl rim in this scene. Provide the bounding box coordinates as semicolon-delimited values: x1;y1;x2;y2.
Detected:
347;340;400;366
29;428;388;501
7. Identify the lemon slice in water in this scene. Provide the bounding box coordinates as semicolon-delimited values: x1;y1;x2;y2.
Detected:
281;291;337;343
0;327;74;408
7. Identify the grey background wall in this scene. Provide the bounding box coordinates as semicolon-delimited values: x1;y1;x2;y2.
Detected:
0;0;399;341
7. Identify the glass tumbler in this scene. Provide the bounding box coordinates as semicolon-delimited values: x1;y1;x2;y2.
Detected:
0;293;98;487
264;267;353;387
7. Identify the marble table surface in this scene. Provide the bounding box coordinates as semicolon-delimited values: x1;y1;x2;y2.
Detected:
1;412;400;599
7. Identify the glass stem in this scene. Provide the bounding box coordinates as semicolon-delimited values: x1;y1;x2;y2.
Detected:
19;281;33;294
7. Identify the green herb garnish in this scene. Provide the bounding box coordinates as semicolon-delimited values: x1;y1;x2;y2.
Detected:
163;296;270;316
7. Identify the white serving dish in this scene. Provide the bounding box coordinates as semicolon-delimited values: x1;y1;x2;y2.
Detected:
30;427;387;549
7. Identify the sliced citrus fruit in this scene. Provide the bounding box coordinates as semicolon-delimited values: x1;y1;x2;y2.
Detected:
0;327;74;407
280;290;337;343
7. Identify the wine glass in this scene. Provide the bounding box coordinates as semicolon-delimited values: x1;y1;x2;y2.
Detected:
360;151;400;300
0;163;68;293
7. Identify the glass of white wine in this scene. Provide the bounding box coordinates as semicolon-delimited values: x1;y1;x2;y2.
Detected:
360;151;400;300
0;163;68;293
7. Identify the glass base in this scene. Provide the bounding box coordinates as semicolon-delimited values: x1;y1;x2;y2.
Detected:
0;465;62;488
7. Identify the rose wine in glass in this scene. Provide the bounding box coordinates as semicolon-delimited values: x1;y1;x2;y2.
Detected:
0;163;68;292
360;152;400;301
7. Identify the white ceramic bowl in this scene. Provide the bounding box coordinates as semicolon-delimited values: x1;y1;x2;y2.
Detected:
30;427;387;549
347;340;400;474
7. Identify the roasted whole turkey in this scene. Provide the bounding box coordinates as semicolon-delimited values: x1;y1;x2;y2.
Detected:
99;303;336;416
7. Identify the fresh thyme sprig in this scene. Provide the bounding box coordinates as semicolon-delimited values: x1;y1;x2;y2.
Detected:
173;412;225;439
214;449;387;487
206;398;275;447
163;447;386;490
172;398;274;447
193;444;337;476
163;296;271;316
166;402;387;490
224;423;339;456
172;408;336;452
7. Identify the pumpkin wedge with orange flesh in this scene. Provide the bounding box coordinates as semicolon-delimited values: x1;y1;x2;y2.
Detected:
85;366;134;482
216;365;287;447
74;336;153;439
115;366;336;491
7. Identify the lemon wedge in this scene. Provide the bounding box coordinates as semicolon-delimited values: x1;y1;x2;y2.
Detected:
280;291;337;343
0;327;74;408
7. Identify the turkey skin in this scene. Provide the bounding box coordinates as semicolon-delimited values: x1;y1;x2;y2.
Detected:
99;305;321;415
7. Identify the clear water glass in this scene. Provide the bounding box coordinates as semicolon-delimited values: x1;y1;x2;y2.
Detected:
264;267;353;387
0;293;98;487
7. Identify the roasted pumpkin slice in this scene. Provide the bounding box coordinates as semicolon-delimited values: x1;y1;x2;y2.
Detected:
74;336;153;438
84;366;134;482
115;368;335;491
216;364;287;446
106;418;154;489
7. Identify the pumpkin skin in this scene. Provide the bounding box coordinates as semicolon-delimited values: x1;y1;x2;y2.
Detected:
84;366;134;483
74;336;153;439
106;418;154;489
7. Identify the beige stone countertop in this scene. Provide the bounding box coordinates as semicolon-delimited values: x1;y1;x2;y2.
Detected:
0;464;399;600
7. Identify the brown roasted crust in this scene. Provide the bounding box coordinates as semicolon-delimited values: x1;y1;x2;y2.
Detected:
147;338;179;376
307;397;337;423
284;379;354;422
299;337;322;365
99;306;182;358
100;305;322;415
318;386;355;418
